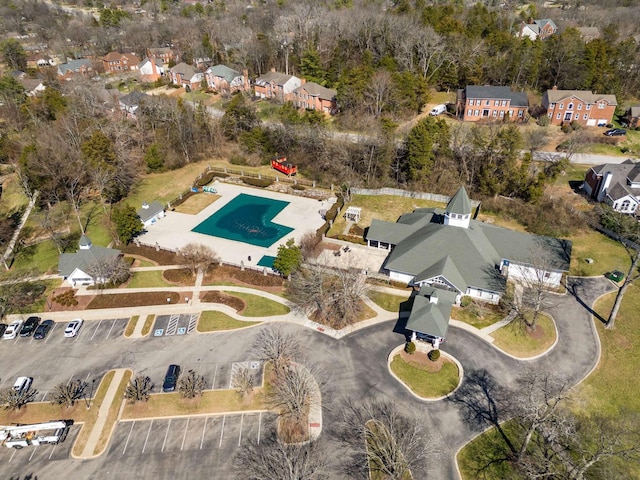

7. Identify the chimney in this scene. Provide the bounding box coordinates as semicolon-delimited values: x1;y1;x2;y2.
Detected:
243;69;249;89
552;85;558;90
270;67;276;73
300;78;306;85
429;292;438;305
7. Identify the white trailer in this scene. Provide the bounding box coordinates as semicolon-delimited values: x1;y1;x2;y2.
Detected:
0;420;71;449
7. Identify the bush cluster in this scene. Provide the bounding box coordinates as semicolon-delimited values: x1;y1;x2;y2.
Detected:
240;176;273;188
405;341;416;354
291;184;305;191
194;171;216;187
229;155;247;166
53;290;78;306
428;349;440;361
170;189;196;208
460;296;472;308
330;234;367;245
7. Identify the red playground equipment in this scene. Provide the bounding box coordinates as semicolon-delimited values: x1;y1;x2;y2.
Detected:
271;156;297;176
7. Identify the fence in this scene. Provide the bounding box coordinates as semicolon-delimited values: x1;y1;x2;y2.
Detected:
208;166;319;188
350;187;480;207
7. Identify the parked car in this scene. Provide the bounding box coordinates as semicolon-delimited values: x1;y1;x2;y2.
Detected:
19;316;41;337
12;376;32;394
604;128;626;136
429;104;447;116
3;320;23;340
162;364;180;392
64;318;84;338
0;323;7;337
34;320;54;340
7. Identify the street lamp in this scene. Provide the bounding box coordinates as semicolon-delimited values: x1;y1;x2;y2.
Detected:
85;378;96;410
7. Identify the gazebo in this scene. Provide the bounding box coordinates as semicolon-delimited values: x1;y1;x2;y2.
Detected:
345;206;361;223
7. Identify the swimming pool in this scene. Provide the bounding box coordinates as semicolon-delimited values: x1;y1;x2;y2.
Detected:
192;194;293;247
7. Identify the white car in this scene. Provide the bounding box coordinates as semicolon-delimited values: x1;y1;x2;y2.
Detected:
3;320;23;340
12;376;32;394
64;318;84;338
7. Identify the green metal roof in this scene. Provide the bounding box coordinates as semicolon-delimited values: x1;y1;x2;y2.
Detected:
58;246;121;277
446;186;472;215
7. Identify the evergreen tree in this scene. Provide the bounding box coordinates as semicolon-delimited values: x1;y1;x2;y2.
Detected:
111;204;143;245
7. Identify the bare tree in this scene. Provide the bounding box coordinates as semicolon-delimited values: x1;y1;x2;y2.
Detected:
0;385;38;410
299;231;322;260
336;398;434;480
232;367;254;399
86;255;130;287
179;242;220;276
234;427;329;480
252;325;301;374
124;375;153;404
364;70;393;118
178;369;207;399
50;380;87;407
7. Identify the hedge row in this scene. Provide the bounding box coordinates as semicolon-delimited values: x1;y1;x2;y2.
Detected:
240;176;273;188
315;195;345;240
330;234;367;245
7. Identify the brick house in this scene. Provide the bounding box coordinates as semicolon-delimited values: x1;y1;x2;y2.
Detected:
456;86;529;122
102;52;140;74
169;62;203;91
542;88;617;127
292;82;337;114
517;18;558;40
146;47;175;66
57;58;93;80
204;65;249;93
254;69;302;102
138;57;164;82
583;160;640;214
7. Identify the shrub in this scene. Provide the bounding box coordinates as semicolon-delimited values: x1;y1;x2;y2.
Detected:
460;296;472;308
536;115;549;127
330;234;367;245
428;349;440;361
405;341;416;355
194;171;216;187
560;123;571;134
229;155;247;166
214;172;229;179
53;290;78;307
570;121;582;131
291;184;305;191
240;176;273;188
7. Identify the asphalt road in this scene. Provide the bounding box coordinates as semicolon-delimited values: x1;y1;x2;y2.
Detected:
0;277;612;479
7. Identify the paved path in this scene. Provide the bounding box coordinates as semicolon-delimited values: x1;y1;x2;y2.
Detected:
79;368;127;459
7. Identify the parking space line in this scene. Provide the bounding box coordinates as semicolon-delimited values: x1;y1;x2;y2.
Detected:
238;413;244;446
123;421;135;455
90;320;103;340
181;418;189;451
84;372;91;383
200;417;208;450
44;322;57;343
28;446;38;461
257;412;262;444
40;391;48;402
211;365;218;390
161;419;171;452
105;319;117;339
9;448;16;462
48;445;56;459
142;420;153;453
219;415;225;448
66;375;74;386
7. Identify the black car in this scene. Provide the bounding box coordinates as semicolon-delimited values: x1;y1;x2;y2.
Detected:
162;364;180;392
34;320;54;340
0;323;6;337
19;316;41;337
604;128;626;137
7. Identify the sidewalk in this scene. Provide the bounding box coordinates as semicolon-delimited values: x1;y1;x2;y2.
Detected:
79;368;127;459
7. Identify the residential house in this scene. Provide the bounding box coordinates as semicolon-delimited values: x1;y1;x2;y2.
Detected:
102;52;140;74
542;87;617;127
366;187;571;345
20;78;46;96
57;58;93;79
583;160;640;214
27;54;55;69
624;106;640;129
576;26;601;42
169;62;203;91
456;86;529;122
204;65;249;93
137;201;165;227
292;82;337;114
146;47;175;66
517;18;558;40
254;69;302;102
57;235;121;287
119;91;148;117
138;57;164;82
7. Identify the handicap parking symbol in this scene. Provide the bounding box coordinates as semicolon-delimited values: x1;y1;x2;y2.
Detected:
154;329;164;337
177;327;186;335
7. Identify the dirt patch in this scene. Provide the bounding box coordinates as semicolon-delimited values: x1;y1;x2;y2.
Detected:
399;349;449;373
204;264;284;291
46;287;95;312
200;291;245;312
121;245;180;265
87;291;188;309
525;324;546;340
163;268;196;286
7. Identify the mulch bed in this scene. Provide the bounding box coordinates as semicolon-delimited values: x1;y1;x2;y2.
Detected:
200;291;245;312
121;244;180;265
204;265;284;291
399;349;448;373
46;287;95;313
125;254;160;267
87;291;189;309
162;268;196;286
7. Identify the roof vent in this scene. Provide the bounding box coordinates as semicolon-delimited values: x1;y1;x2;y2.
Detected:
142;202;149;209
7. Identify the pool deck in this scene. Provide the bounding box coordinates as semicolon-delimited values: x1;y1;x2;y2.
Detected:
137;183;327;268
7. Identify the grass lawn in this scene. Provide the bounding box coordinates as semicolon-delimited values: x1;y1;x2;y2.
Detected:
457;421;520;480
390;354;459;398
124;315;139;337
141;314;154;336
230;292;290;317
450;300;504;329
0;174;29;215
197;310;260;332
81;202;112;247
490;314;556;358
368;290;411;312
121;389;265;420
174;193;220;214
7;239;61;276
255;100;282;120
569;230;630;276
125;271;172;288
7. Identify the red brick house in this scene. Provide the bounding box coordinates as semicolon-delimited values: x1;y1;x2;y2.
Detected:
542;88;617;127
254;69;302;102
204;65;249;93
102;52;140;74
146;47;175;66
138;57;164;82
517;18;557;41
169;62;203;91
456;86;529;122
292;82;337;114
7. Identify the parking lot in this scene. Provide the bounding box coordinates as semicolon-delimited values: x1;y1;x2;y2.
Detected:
0;425;80;465
152;313;198;337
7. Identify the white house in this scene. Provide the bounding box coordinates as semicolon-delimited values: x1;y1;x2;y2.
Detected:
138;57;164;82
583;161;640;214
57;236;121;287
137;201;165;227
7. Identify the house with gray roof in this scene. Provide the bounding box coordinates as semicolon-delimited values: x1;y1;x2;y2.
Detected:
137;201;165;227
457;86;529;123
517;18;558;40
542;88;617;127
57;58;92;79
583;160;640;214
624;106;640;129
119;91;148;117
169;62;204;91
366;187;571;345
254;69;302;102
58;235;121;286
292;82;337;114
205;65;248;93
406;287;458;348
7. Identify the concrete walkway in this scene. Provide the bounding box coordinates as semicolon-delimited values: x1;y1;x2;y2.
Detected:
79;368;127;459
